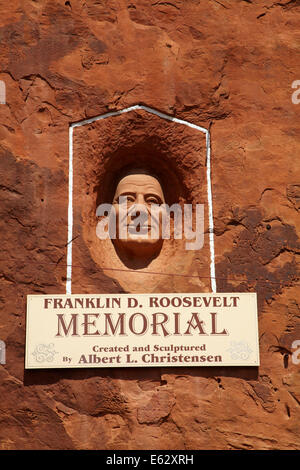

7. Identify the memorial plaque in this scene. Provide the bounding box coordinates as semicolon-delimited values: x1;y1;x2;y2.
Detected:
25;292;259;369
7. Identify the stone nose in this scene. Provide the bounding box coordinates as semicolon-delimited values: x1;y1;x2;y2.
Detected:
128;204;149;224
129;203;149;221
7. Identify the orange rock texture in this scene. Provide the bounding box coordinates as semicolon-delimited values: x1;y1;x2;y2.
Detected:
0;0;300;450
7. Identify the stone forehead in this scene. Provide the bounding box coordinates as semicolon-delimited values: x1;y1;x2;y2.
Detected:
114;173;165;195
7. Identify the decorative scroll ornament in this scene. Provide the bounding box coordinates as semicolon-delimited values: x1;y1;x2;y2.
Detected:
227;341;252;361
32;344;58;363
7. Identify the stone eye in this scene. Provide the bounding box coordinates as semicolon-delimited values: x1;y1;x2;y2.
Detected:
146;195;161;205
118;195;135;204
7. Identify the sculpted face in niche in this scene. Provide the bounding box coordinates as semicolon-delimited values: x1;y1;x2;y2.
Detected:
111;171;165;261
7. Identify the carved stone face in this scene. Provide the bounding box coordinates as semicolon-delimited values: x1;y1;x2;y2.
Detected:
112;172;165;258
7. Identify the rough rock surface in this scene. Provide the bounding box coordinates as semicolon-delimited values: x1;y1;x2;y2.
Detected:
0;0;300;450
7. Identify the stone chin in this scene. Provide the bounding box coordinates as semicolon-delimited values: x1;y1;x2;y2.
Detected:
113;235;163;259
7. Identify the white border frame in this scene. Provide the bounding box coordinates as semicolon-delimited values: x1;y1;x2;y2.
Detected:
66;105;216;294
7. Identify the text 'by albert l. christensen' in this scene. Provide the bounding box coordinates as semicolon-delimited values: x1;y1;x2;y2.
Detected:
76;342;222;365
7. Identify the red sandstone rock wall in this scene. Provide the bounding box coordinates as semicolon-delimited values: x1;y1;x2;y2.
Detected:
0;0;299;450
